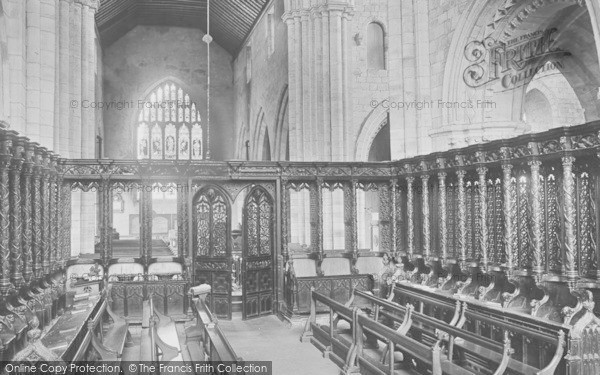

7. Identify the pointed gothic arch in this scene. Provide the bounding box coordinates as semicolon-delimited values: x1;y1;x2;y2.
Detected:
136;79;206;160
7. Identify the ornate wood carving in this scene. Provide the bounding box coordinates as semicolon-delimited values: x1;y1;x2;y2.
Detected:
477;166;488;268
10;137;25;288
21;143;34;283
0;131;14;295
529;159;543;274
41;153;51;275
562;155;577;280
406;175;415;256
32;147;43;279
315;179;324;276
390;179;398;254
456;168;467;265
438;171;448;261
421;174;430;259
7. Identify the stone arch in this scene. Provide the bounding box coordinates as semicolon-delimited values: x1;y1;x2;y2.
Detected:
439;0;599;148
354;102;389;161
366;21;386;70
235;123;249;160
523;89;553;132
273;86;289;161
252;109;269;161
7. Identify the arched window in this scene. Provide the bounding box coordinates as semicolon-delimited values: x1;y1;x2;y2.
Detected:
137;82;204;160
367;23;385;70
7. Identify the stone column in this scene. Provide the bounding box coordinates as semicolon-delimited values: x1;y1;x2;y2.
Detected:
0;131;15;295
69;0;82;157
21;142;35;283
26;0;41;141
79;0;99;158
58;0;72;156
9;137;25;288
282;0;354;161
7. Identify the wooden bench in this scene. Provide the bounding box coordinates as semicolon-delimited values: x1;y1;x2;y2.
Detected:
185;296;241;364
88;300;132;361
353;289;514;374
391;283;568;374
303;289;485;375
140;299;179;363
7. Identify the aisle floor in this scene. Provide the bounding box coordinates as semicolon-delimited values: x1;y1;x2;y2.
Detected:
219;316;340;375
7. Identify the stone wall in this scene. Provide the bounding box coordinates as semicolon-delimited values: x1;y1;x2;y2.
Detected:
2;0;100;158
102;25;235;160
233;1;289;161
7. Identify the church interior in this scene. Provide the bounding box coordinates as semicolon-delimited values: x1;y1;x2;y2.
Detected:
1;0;600;374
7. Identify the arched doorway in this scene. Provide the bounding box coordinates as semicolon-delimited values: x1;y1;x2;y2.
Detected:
192;186;231;319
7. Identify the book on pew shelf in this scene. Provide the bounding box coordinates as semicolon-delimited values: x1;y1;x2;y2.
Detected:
46;341;69;351
59;327;78;334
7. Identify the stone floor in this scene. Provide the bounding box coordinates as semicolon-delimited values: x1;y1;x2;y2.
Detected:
219;316;340;375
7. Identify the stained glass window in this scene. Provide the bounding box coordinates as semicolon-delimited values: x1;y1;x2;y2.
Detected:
136;81;204;160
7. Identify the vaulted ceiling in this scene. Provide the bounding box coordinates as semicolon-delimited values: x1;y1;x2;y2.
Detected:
97;0;269;55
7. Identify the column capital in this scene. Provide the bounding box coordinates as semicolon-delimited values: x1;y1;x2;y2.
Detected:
75;0;99;11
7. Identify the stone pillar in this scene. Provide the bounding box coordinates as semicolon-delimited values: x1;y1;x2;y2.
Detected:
0;131;15;295
21;142;35;283
69;0;82;157
40;0;57;149
9;137;25;288
26;0;41;141
282;0;354;161
6;0;27;134
58;0;71;156
79;0;99;158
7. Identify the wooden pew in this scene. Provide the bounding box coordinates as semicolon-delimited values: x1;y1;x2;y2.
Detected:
391;283;568;374
185;295;241;363
87;299;132;361
140;299;179;363
351;289;514;374
303;289;486;375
